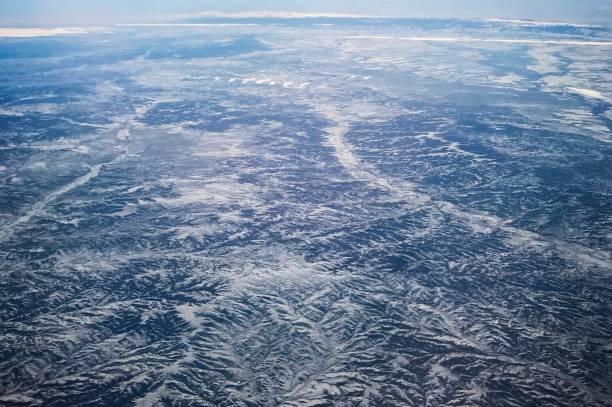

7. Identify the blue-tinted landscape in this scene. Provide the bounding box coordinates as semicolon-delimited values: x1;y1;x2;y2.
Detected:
0;16;611;406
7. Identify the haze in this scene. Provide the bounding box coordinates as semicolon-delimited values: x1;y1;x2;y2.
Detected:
0;0;611;26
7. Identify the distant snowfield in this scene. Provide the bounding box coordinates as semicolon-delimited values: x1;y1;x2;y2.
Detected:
115;23;260;28
485;18;598;28
345;35;612;46
0;27;99;37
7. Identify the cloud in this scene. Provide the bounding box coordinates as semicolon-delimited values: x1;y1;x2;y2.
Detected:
177;10;383;19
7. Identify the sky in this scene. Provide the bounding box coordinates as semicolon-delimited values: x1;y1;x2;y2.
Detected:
0;0;611;26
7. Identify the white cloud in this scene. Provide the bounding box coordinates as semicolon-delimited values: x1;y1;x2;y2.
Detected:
170;10;383;19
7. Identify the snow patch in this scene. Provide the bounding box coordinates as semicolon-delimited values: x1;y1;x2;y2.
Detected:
566;87;609;102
